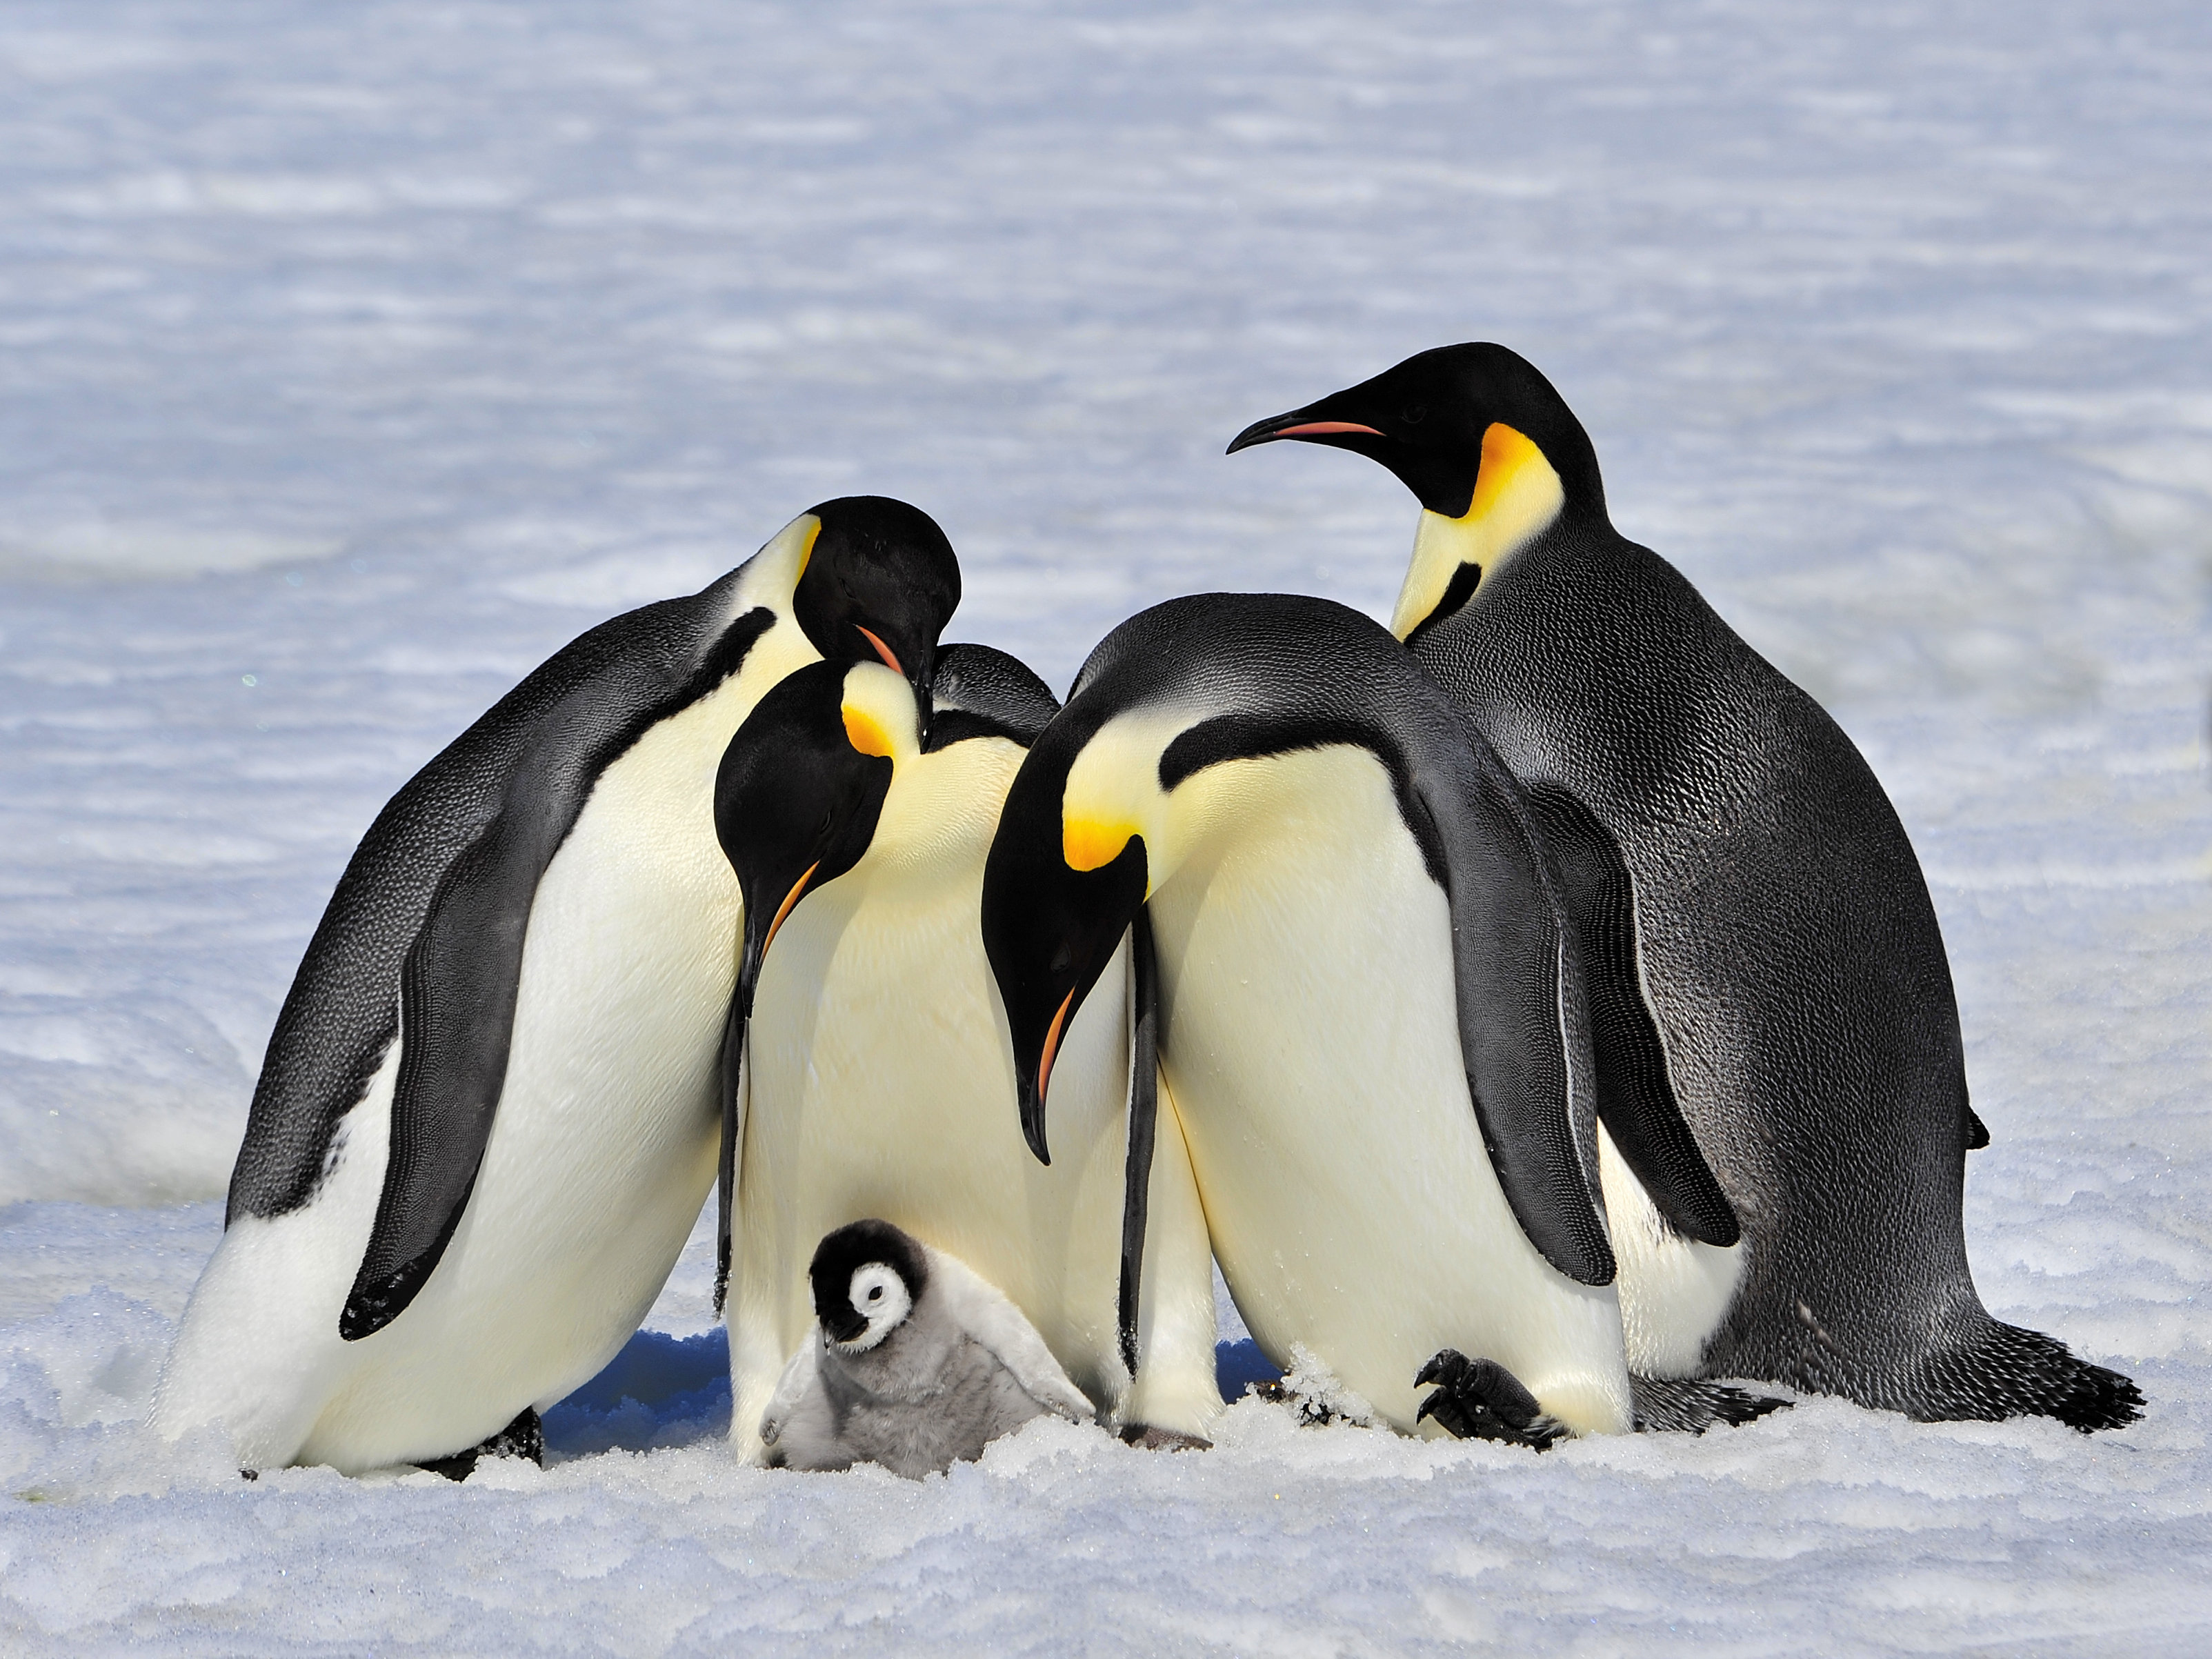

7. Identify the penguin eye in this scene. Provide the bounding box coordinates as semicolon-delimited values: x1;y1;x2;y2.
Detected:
868;1286;884;1301
1404;403;1428;425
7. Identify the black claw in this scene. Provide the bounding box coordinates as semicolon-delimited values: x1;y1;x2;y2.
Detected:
1415;1349;1561;1449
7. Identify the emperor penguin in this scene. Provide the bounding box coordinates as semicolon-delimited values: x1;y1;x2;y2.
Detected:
979;593;1773;1444
152;497;963;1476
1230;345;2142;1431
713;644;1224;1460
759;1218;1096;1478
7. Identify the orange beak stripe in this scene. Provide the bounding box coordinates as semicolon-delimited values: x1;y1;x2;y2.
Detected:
855;625;904;677
762;861;821;959
1271;420;1384;439
1035;987;1077;1109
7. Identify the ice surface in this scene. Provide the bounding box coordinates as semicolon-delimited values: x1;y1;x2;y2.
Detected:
3;0;2209;1651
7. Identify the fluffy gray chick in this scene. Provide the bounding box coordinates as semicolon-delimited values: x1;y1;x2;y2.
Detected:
759;1218;1096;1478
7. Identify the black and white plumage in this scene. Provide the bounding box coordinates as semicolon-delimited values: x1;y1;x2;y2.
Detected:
1232;345;2141;1431
715;646;1222;1459
151;498;962;1475
759;1220;1095;1478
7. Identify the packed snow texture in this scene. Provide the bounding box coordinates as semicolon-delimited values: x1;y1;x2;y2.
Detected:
2;0;2209;1651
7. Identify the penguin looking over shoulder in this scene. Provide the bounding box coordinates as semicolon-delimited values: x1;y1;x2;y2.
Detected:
152;498;961;1477
760;1219;1096;1478
1230;346;2142;1431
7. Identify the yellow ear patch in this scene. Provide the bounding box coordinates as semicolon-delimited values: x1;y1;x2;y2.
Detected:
1470;423;1545;519
843;704;895;758
795;515;822;582
1387;421;1566;642
1063;817;1136;873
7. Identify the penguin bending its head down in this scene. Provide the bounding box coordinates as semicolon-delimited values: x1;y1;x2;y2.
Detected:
713;646;1222;1459
759;1219;1096;1478
1231;346;2141;1431
979;593;1775;1444
152;498;961;1476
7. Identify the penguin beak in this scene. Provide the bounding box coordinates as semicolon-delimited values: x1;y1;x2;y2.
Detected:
1227;402;1386;455
735;862;818;1024
821;1305;869;1346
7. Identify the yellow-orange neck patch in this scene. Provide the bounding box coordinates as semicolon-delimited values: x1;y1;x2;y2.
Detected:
843;704;895;758
1388;421;1565;642
1063;817;1136;873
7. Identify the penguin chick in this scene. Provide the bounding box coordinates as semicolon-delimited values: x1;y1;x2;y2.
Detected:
759;1220;1095;1478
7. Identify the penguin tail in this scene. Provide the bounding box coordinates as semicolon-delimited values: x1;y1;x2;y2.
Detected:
1906;1319;2144;1433
1629;1374;1791;1434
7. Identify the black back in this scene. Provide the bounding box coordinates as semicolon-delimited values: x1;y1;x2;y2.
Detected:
927;643;1062;750
229;568;773;1244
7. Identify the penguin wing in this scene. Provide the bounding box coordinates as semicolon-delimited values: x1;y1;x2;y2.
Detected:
714;989;748;1313
920;1245;1097;1422
1522;784;1740;1246
1115;912;1159;1379
1406;717;1617;1288
337;592;779;1342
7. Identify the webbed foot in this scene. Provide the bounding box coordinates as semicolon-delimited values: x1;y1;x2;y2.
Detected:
1414;1350;1565;1451
1119;1424;1212;1451
417;1407;544;1482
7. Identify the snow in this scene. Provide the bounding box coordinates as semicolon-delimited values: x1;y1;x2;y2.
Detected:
2;0;2209;1651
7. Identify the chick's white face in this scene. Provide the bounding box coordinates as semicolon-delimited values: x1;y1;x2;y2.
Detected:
839;1262;913;1351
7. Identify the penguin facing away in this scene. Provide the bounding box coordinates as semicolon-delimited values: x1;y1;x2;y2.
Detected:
714;646;1222;1460
759;1218;1096;1478
1230;346;2141;1431
979;593;1775;1444
152;498;962;1476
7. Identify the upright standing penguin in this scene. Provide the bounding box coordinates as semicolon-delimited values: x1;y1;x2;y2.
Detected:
152;497;963;1475
980;593;1769;1444
713;646;1222;1458
1230;346;2140;1429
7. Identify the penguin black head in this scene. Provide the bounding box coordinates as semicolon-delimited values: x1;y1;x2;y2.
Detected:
980;702;1150;1166
1228;345;1608;643
792;496;961;722
716;659;910;1020
809;1219;930;1351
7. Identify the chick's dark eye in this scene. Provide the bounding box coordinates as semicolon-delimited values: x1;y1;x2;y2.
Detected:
868;1287;883;1301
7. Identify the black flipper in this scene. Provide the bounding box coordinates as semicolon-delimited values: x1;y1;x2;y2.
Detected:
714;987;747;1315
1408;730;1617;1289
337;601;778;1343
1116;911;1160;1377
1522;784;1740;1247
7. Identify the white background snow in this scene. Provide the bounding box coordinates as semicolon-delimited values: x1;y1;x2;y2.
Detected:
2;0;2208;1651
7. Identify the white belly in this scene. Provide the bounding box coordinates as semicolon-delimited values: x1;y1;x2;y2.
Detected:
728;861;1220;1456
1148;746;1631;1436
155;626;813;1472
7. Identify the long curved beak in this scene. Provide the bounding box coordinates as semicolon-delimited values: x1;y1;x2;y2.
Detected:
1227;408;1385;454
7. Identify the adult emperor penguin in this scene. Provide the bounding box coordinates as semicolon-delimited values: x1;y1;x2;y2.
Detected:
713;645;1222;1459
151;497;962;1476
758;1219;1097;1478
979;593;1775;1444
1230;345;2142;1430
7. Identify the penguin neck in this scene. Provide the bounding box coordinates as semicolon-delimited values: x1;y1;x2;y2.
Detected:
855;737;1022;883
734;510;824;619
1388;430;1571;642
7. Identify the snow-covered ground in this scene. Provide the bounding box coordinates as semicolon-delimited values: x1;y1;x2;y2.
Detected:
3;0;2208;1651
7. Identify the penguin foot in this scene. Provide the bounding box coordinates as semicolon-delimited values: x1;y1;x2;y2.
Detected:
1629;1373;1791;1434
416;1407;545;1482
1414;1350;1565;1451
1119;1424;1213;1452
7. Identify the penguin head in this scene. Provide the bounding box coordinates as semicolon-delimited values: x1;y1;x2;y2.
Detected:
1226;344;1606;644
788;496;961;726
809;1219;929;1351
716;659;915;1020
983;593;1415;1164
